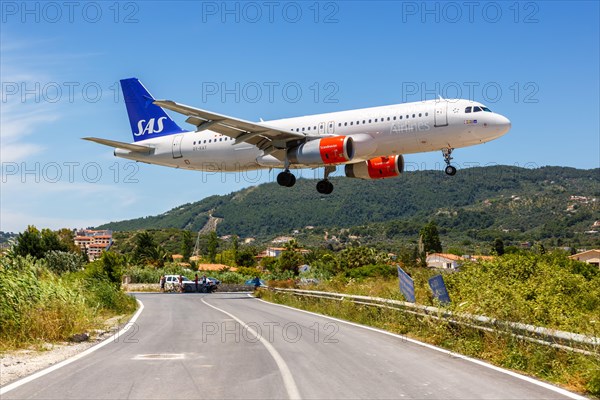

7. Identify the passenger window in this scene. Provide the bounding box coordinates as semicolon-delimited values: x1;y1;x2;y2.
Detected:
350;122;353;125
418;113;422;117
393;116;396;120
412;114;415;118
426;112;429;116
344;122;347;126
369;119;372;123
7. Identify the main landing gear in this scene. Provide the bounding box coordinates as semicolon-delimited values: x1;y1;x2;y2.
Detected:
277;170;296;187
442;148;457;176
316;166;335;195
276;166;335;195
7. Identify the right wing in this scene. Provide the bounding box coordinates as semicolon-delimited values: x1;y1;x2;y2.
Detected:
153;100;317;159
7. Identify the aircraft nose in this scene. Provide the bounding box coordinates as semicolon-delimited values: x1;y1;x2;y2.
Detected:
494;114;511;135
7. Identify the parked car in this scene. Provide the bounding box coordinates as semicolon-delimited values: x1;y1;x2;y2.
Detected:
245;278;267;288
164;274;217;293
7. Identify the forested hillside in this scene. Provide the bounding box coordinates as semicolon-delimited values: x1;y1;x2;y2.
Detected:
98;166;599;247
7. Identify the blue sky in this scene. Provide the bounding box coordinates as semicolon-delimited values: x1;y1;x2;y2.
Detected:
1;1;599;233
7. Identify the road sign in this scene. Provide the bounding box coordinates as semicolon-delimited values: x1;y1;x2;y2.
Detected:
397;266;415;303
428;275;450;305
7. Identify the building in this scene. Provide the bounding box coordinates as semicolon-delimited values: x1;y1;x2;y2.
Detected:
569;250;600;268
74;229;112;261
426;253;464;269
195;263;237;272
426;253;495;270
255;247;311;260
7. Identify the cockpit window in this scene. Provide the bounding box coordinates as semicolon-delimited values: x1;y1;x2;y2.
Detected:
465;107;472;113
473;106;482;112
481;107;492;112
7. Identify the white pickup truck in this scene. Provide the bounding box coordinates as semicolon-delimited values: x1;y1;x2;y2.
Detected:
164;274;217;293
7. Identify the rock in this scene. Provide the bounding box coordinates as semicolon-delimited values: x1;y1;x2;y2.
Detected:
69;333;90;343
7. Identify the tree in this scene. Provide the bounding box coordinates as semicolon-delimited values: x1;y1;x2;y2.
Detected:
419;221;442;254
45;250;86;274
13;226;44;259
207;231;219;263
181;230;194;261
278;240;303;275
13;226;68;259
236;248;258;268
492;238;505;256
133;231;169;267
232;235;239;265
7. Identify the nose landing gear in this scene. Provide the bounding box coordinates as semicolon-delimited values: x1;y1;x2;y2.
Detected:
442;148;457;176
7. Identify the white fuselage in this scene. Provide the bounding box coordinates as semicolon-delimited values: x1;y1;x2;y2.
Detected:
115;98;510;172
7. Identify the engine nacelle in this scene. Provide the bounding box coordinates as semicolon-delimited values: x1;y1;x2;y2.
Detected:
345;155;404;180
288;136;354;166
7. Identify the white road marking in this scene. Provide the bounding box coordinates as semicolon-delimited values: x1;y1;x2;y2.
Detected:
252;295;587;400
201;297;301;400
0;299;145;395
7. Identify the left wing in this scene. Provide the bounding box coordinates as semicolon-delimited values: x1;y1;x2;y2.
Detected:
153;100;316;157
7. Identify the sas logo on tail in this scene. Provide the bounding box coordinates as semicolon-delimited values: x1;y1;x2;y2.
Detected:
135;117;167;136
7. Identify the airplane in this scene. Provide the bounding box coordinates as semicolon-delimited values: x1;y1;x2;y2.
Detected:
84;78;511;194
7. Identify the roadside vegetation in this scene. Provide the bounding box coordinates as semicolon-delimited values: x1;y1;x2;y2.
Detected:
258;250;600;396
0;227;136;351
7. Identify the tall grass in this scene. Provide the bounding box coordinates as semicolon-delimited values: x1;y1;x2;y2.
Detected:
0;255;136;350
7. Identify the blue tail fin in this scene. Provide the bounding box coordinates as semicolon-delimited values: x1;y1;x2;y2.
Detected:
121;78;186;142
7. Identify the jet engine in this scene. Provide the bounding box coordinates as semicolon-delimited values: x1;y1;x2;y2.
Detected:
345;155;404;179
288;136;354;165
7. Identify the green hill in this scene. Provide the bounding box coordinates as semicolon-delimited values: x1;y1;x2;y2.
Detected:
98;166;600;248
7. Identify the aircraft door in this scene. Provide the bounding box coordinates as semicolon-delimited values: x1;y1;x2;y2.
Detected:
434;100;448;127
172;135;183;158
327;121;335;134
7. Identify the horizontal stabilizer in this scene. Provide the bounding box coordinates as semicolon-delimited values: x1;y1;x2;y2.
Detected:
82;137;154;154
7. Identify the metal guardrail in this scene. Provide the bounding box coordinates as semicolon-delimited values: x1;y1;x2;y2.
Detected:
270;288;600;356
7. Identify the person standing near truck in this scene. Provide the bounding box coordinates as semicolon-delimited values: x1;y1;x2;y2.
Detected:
194;273;199;292
178;275;183;293
159;275;166;292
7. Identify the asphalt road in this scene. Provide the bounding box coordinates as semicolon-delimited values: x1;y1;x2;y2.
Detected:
2;293;584;399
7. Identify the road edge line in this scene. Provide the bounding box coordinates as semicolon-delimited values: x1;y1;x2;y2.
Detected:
252;295;587;400
201;298;301;400
0;299;145;395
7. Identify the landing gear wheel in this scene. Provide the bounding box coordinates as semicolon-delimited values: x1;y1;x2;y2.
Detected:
316;180;334;194
445;165;457;176
277;171;296;187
